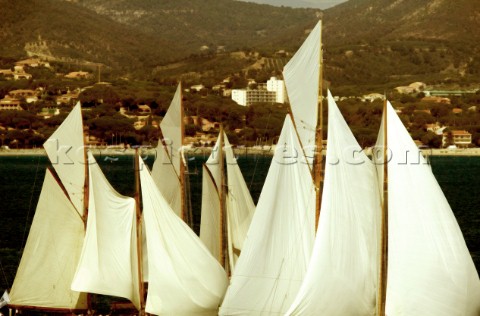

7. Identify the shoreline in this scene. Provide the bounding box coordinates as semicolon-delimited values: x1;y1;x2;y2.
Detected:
0;146;278;157
2;147;480;157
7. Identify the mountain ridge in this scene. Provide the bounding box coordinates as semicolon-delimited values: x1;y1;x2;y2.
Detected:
0;0;320;74
323;0;480;44
0;0;478;88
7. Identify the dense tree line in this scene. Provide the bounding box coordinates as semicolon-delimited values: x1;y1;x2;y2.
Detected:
1;58;480;150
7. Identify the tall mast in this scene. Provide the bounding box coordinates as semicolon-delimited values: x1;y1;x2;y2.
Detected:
134;149;145;315
218;126;227;271
286;105;313;176
83;146;89;225
377;98;389;316
313;19;324;229
179;82;187;224
82;109;89;227
81;109;92;313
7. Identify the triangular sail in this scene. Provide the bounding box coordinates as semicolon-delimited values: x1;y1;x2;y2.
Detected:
0;290;9;308
151;143;182;216
151;83;184;217
224;135;255;271
375;101;480;316
286;91;379;315
43;102;85;215
71;152;140;310
283;20;321;165
206;134;222;186
9;169;87;310
199;163;222;261
139;157;228;315
219;115;315;315
200;134;255;271
160;83;183;175
199;135;226;263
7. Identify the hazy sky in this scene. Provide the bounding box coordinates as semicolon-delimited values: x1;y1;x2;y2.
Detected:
239;0;348;9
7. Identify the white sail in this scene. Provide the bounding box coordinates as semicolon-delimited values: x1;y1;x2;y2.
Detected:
160;83;183;175
200;134;255;271
43;102;85;215
199;163;222;261
376;101;480;316
286;91;379;315
9;169;87;311
206;134;223;186
151;143;182;217
200;135;224;263
283;20;321;165
219;115;315;315
151;83;184;217
224;134;255;271
138;157;228;315
71;152;140;310
0;290;9;308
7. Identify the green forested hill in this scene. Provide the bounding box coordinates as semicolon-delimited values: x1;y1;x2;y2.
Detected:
324;0;480;44
0;0;319;74
319;0;480;90
0;0;180;71
0;0;479;90
74;0;319;53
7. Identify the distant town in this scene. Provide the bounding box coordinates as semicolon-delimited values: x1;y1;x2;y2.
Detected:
1;56;480;150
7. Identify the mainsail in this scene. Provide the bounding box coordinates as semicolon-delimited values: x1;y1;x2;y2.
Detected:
139;157;228;315
224;134;255;271
286;92;380;315
43;102;86;215
8;169;87;311
283;20;321;165
9;102;87;312
375;101;480;316
219;115;316;315
151;83;184;218
200;135;223;262
71;152;140;309
200;132;255;272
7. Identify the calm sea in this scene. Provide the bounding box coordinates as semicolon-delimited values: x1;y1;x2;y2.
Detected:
0;154;479;294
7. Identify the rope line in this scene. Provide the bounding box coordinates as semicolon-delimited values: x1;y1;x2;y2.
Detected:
248;111;272;191
19;155;42;262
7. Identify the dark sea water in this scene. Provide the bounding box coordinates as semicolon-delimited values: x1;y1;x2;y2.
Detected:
0;154;479;297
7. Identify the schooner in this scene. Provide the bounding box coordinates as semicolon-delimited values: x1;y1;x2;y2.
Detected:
7;101;228;315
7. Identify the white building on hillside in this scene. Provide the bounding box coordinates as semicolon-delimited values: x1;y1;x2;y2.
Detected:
232;89;248;106
231;89;276;106
231;76;286;106
442;130;472;148
266;76;285;104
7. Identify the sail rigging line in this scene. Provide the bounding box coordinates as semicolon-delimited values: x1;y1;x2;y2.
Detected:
134;149;146;315
377;97;389;316
218;127;228;272
228;178;315;313
283;86;314;177
248;110;273;191
157;128;181;181
184;164;194;227
202;164;221;199
83;139;89;228
313;19;324;230
178;81;194;228
0;258;9;290
20;154;42;257
80;109;93;313
179;82;186;224
48;166;83;221
259;205;317;314
286;107;314;177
